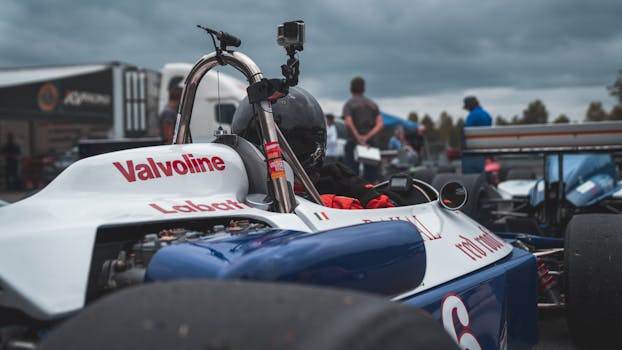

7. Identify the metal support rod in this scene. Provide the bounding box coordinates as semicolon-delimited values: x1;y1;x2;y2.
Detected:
557;154;564;228
173;50;295;213
543;154;549;224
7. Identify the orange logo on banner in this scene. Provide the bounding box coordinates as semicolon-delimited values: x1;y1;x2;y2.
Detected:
37;83;59;112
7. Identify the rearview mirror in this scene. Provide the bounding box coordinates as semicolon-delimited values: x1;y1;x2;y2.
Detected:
438;182;467;210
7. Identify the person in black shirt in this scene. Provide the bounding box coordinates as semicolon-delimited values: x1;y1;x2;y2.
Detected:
1;133;21;190
342;77;384;183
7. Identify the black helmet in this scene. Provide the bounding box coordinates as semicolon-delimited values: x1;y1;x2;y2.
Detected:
232;87;327;178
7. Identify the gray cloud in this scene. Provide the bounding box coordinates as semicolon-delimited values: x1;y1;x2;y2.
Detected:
1;0;621;111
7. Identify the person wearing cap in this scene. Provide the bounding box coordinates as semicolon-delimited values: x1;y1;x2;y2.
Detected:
159;77;183;145
461;96;492;174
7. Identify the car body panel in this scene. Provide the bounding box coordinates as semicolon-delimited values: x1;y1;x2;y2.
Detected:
0;142;536;349
525;154;621;207
401;247;537;350
146;222;427;296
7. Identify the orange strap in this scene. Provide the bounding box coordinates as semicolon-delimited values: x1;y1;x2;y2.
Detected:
321;194;364;209
365;194;396;209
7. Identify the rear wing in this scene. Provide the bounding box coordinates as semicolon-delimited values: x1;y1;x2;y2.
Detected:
463;121;622;155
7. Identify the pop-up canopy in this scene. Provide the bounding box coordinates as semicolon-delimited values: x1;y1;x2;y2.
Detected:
381;112;418;131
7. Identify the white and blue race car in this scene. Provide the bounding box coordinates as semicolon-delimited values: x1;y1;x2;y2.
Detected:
0;22;538;350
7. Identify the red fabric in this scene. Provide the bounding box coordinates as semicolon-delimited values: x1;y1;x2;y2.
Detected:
365;194;396;209
321;194;364;209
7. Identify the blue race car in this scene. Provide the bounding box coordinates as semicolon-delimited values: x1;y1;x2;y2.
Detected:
458;122;622;347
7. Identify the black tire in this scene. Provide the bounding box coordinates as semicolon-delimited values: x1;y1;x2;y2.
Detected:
505;167;535;180
39;280;458;350
436;165;456;174
564;214;622;347
410;168;437;184
431;173;489;223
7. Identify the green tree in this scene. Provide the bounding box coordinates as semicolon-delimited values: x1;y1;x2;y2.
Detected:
553;114;570;123
585;101;607;122
608;68;622;104
450;118;464;148
408;112;419;123
608;105;622;120
495;115;509;126
420;114;437;142
521;100;548;124
437;111;454;143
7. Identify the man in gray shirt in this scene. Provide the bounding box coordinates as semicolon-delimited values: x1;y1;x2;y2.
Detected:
342;76;384;182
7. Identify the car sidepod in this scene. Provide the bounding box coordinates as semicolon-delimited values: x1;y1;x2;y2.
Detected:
145;221;427;296
399;247;537;350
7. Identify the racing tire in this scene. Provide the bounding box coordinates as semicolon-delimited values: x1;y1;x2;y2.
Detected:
38;280;458;350
431;173;489;223
564;214;622;347
436;165;456;174
410;168;437;184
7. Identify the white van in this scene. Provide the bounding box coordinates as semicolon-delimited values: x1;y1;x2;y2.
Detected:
159;63;247;141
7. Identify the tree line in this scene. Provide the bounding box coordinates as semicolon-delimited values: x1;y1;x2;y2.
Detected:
380;68;622;150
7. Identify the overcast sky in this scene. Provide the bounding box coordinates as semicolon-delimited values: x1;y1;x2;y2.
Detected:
1;0;620;121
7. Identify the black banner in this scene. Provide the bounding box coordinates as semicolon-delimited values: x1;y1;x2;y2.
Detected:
0;68;114;124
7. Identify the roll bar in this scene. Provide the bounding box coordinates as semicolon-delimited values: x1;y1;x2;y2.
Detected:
172;48;322;212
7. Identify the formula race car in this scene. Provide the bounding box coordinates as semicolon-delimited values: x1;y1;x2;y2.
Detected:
0;22;537;350
457;122;622;346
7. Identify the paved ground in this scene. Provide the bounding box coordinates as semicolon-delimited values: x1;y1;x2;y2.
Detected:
0;190;578;348
536;309;577;350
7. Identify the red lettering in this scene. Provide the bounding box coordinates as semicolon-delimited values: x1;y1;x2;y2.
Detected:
136;164;155;180
475;236;496;253
115;155;226;183
173;160;188;174
363;219;373;223
185;200;215;212
198;157;213;171
412;215;442;241
456;243;479;261
212;202;233;210
182;154;196;173
113;161;136;182
212;156;225;171
172;205;195;213
157;161;173;176
189;154;201;172
459;235;487;257
149;203;176;214
147;158;161;178
226;199;246;209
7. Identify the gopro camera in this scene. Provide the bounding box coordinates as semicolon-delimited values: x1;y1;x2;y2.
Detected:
277;20;305;50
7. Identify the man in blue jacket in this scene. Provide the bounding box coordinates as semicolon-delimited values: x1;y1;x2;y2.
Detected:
461;96;492;174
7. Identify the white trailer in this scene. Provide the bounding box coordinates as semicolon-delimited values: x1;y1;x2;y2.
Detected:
159;63;247;141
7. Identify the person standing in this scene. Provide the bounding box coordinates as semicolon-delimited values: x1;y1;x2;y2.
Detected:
461;96;492;174
342;76;384;182
159;77;183;145
324;114;339;164
1;133;21;190
409;125;426;165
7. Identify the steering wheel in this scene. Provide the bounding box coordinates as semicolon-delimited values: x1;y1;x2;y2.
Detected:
373;175;438;206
